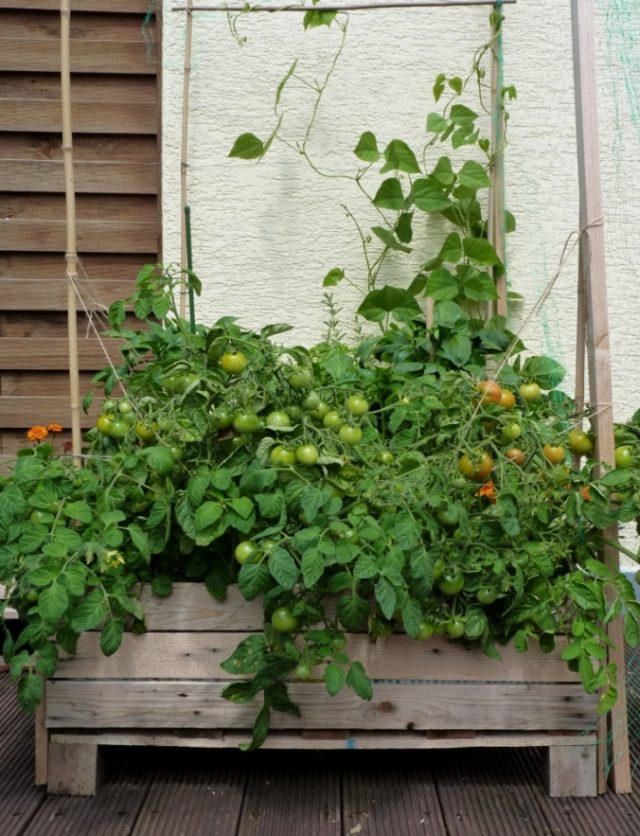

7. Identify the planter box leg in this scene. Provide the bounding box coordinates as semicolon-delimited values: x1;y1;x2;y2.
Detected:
47;738;103;796
545;743;597;797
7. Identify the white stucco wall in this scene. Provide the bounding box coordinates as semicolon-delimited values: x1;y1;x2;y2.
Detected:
161;0;640;423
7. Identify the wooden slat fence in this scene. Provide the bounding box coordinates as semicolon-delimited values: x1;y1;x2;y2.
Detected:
0;1;160;462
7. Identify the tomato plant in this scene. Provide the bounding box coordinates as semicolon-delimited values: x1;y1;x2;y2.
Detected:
271;607;299;633
543;444;566;465
519;382;542;401
615;446;634;468
458;452;493;482
295;444;319;465
567;429;593;456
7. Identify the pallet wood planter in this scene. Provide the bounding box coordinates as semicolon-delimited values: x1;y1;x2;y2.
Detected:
40;583;599;798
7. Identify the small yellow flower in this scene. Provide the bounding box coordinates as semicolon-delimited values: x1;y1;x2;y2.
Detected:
103;550;125;570
27;425;48;443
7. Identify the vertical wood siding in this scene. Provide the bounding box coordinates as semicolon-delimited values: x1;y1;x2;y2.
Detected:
0;1;160;461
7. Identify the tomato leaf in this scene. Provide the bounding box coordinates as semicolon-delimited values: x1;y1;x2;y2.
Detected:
221;635;267;675
337;594;369;630
100;618;123;657
37;582;68;624
346;661;373;701
268;548;299;590
324;663;347;696
238;562;271;600
301;548;324;588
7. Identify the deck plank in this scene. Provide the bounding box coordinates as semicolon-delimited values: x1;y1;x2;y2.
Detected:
434;747;553;835
131;749;246;836
237;753;341;836
342;755;447;835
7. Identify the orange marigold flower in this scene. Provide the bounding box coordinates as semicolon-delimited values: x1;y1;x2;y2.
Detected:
47;423;63;433
26;425;48;442
476;480;497;503
581;485;591;501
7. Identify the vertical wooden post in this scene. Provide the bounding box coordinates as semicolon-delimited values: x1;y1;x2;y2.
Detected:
60;0;82;463
571;0;631;793
488;2;507;318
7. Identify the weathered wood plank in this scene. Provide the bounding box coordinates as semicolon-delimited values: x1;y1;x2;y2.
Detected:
0;396;97;428
238;762;341;836
342;758;447;836
45;680;598;731
0;219;157;252
0;39;154;74
140;584;265;631
0;73;157;102
55;631;581;684
51;730;598;751
1;372;100;396
46;739;102;796
0;337;122;370
0;251;153;279
0;100;157;134
0;159;157;194
545;744;598;797
0;132;158;163
1;192;156;220
0;1;151;11
0;10;151;42
130;754;246;835
0;278;135;310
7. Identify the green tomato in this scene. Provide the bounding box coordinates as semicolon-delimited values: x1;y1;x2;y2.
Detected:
323;410;344;430
438;571;464;596
331;634;347;651
220;352;247;375
270;445;296;466
567;429;594;456
173;372;200;394
416;621;435;640
102;399;118;413
476;587;497;605
310;402;330;420
446;618;466;638
436;508;459;529
433;558;445;580
346;395;369;417
287;405;303;421
233;412;262;434
615;446;634;468
96;414;114;435
501;423;522;442
376;450;394;465
118;400;133;415
288;368;313;389
370;614;393;637
295;444;319;466
107;419;129;439
303;391;321;411
519;382;542;401
294;663;313;681
266;410;291;429
211;408;234;430
338;425;362;445
135;421;158;441
271;606;299;633
234;540;258;564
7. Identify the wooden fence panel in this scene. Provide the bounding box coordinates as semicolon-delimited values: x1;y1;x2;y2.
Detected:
0;2;159;463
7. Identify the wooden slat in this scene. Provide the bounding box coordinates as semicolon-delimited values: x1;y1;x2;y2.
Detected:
54;631;582;685
45;680;598;731
1;372;99;395
1;100;156;134
0;73;157;102
0;396;97;428
140;584;265;631
0;10;152;42
0;39;154;74
51;730;598;751
0;219;157;252
0;133;159;163
0;251;154;278
0;1;151;11
2;429;71;457
0;160;157;193
0;278;135;310
1;192;156;220
0;337;121;369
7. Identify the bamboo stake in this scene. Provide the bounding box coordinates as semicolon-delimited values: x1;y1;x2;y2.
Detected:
180;0;194;319
60;0;82;465
488;2;507;318
571;0;630;794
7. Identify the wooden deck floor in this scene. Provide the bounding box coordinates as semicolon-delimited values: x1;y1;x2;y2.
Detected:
3;673;640;836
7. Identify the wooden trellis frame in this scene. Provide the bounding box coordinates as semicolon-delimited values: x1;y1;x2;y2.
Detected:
52;0;630;795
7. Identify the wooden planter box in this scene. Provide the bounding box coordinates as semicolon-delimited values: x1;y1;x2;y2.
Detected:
38;584;599;797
